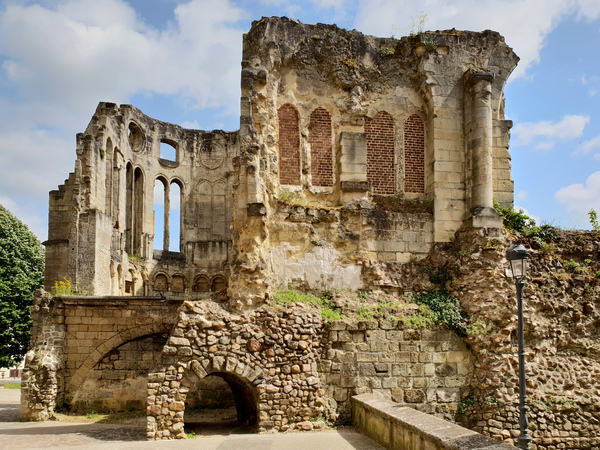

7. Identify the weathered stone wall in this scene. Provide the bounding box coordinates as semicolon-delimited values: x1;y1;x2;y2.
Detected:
44;103;236;298
320;321;472;423
21;290;65;421
386;228;600;449
269;201;433;293
229;17;518;307
21;296;181;419
146;301;326;439
72;334;166;412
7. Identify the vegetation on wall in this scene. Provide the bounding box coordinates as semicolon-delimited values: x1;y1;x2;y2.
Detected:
0;205;44;368
271;289;343;322
494;202;559;244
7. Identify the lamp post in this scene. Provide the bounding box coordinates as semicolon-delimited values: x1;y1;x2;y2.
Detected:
506;242;532;450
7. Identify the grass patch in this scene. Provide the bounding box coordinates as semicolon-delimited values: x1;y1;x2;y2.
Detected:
3;383;21;389
399;305;435;328
357;297;405;321
272;289;343;322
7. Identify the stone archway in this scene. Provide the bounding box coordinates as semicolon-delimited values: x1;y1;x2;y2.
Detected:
146;300;326;440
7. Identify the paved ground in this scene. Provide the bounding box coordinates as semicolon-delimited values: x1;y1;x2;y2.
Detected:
1;387;384;450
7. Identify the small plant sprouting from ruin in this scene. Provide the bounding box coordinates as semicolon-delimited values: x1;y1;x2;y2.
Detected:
589;209;600;230
339;57;359;69
127;253;144;262
379;43;396;57
399;304;435;328
458;394;476;414
421;35;438;51
271;289;343;322
277;191;310;207
51;278;79;296
466;316;492;336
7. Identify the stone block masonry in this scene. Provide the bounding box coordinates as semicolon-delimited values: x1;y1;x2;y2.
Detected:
320;320;472;423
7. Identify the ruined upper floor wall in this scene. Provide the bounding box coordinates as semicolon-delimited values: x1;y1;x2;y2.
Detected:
238;18;517;238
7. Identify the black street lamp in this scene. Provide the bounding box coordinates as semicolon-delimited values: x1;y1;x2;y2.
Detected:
506;242;532;450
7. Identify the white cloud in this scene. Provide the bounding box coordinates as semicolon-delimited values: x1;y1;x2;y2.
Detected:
576;135;600;155
0;195;46;240
0;0;245;113
0;0;247;241
354;0;596;80
512;114;590;149
555;171;600;228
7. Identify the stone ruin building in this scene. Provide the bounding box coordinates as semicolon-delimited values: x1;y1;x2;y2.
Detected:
24;15;580;444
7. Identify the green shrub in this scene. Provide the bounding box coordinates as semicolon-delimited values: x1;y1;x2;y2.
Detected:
494;202;559;243
563;259;579;271
412;290;467;336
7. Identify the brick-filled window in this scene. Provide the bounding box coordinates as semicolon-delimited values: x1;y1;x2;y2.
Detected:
308;107;333;187
404;114;425;194
278;104;301;185
365;111;395;195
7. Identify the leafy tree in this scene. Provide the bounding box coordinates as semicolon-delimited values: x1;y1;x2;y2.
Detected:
0;205;44;368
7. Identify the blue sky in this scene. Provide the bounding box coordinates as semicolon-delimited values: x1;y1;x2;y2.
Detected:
0;0;599;240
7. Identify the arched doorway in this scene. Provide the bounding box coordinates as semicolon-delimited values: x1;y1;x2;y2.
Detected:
184;371;257;435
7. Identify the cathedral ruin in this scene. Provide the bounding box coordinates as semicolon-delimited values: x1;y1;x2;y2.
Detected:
20;16;543;443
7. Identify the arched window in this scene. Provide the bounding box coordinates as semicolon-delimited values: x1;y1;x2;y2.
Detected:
153;177;182;252
125;164;144;255
154;273;168;292
169;181;182;252
105;138;113;215
193;276;210;292
365;111;395;195
211;276;227;292
160;139;177;162
308;107;333;187
171;274;185;293
153;178;167;251
278;104;301;185
404;114;425;194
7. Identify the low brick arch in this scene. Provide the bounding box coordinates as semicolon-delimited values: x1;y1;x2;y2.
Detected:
153;272;169;291
404;114;425;193
365;111;395;195
278;103;301;186
68;322;172;395
211;275;227;292
171;273;186;293
308;107;333;187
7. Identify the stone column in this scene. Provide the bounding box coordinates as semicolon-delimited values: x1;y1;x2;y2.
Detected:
464;69;502;230
163;182;170;252
21;291;65;421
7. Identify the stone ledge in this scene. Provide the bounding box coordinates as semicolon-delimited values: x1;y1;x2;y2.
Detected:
351;393;515;449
